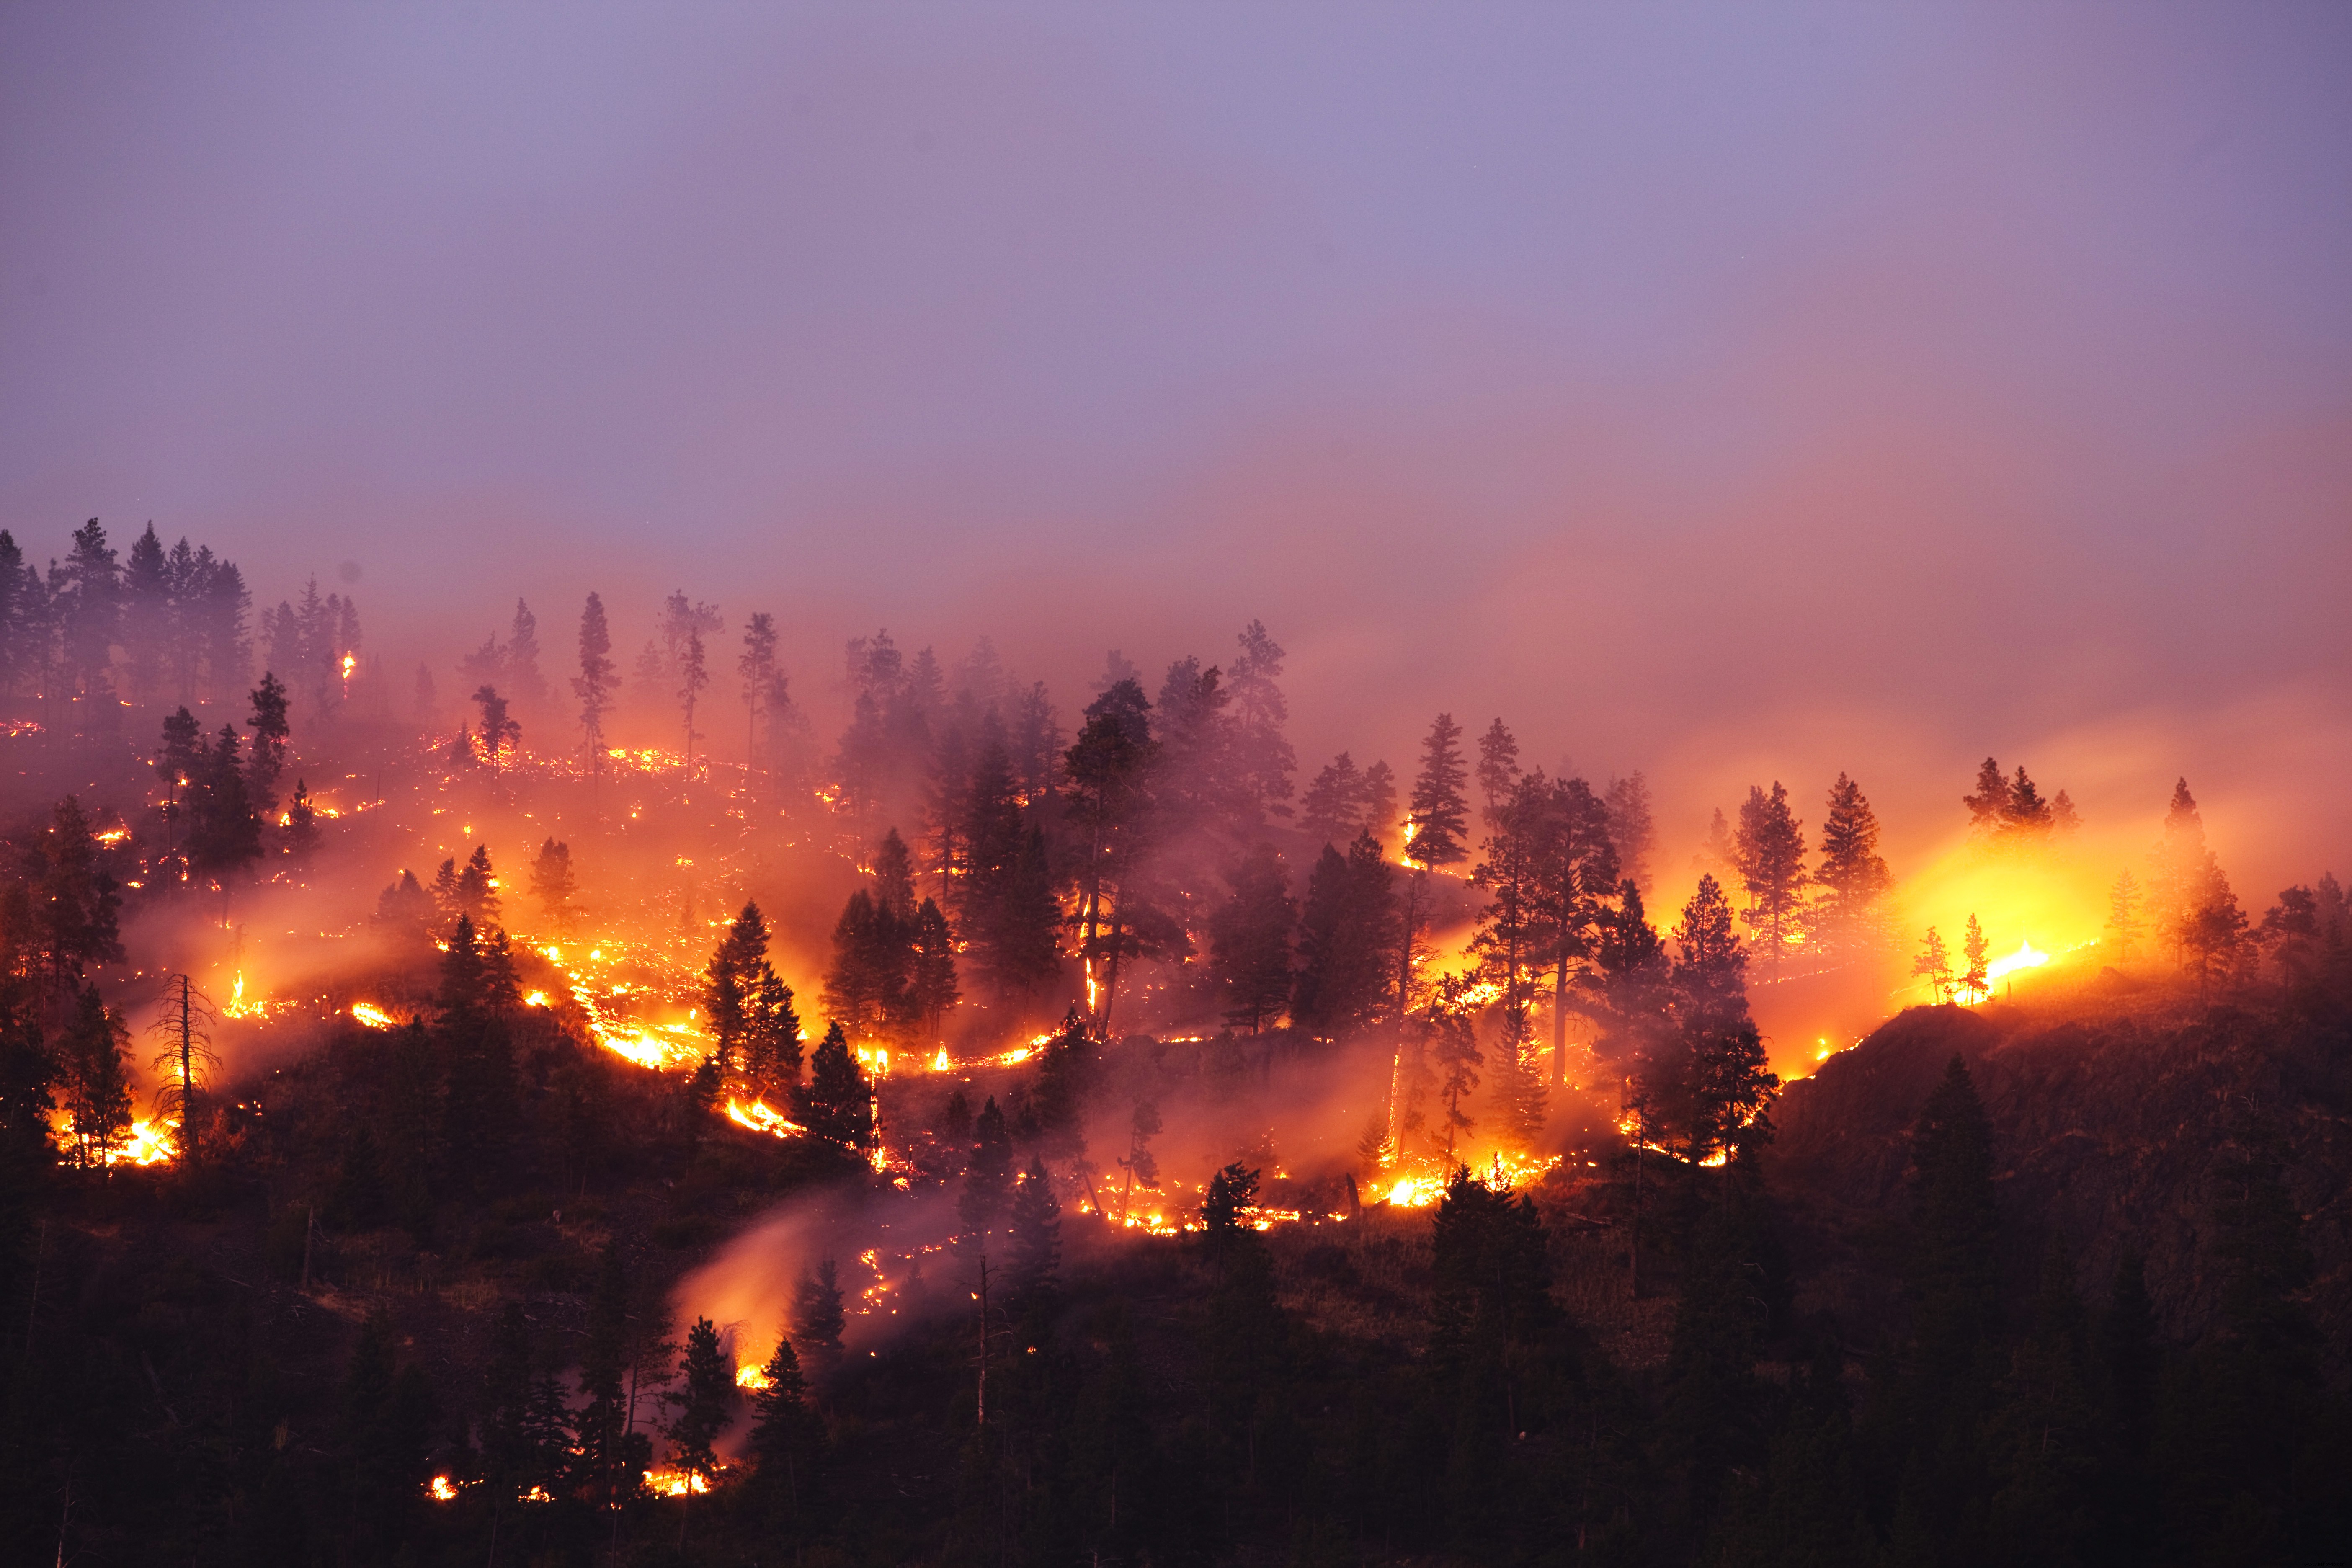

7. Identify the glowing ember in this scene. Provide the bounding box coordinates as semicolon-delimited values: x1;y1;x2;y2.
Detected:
523;990;549;1007
428;1475;460;1502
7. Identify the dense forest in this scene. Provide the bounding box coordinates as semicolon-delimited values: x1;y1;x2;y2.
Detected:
0;518;2345;1566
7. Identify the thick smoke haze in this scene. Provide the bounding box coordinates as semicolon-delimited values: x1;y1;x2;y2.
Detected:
3;2;2347;895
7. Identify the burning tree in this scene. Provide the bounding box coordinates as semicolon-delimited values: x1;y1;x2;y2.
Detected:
147;974;220;1168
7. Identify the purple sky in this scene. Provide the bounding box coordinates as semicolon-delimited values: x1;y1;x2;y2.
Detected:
3;3;2347;874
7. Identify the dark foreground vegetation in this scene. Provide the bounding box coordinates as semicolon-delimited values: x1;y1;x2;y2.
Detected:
4;932;2348;1567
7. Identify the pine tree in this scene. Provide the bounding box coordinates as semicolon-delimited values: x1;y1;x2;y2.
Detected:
528;838;576;936
2003;765;2055;840
1225;619;1296;820
59;984;131;1166
1208;843;1294;1034
1604;771;1656;892
1007;1154;1062;1311
1351;758;1398;846
907;897;959;1043
1733;781;1809;981
1291;832;1396;1041
961;1096;1014;1234
283;779;319;862
245;672;291;815
740;610;779;770
472;684;519;770
666;1316;737;1490
748;1333;817;1522
1530;774;1617;1090
505;598;549;714
146;973;220;1168
1064;677;1155;1028
1960;913;1991;1003
1299;753;1364;846
1113;1099;1161;1225
1474;717;1519;828
187;727;263;890
793;1259;846;1354
678;626;709;775
35;795;126;989
573;1242;646;1509
573;591;618;779
1671;874;1750;1035
2104;871;2145;965
795;1022;874;1151
1426;975;1483;1160
1914;926;1955;1003
1813;773;1893;959
1964;757;2012;836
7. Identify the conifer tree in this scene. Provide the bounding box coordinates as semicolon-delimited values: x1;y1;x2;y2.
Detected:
1225;619;1296;820
528;838;576;936
573;1242;647;1509
59;984;131;1166
472;684;519;771
666;1317;736;1494
1913;926;1955;1003
1299;753;1363;846
2003;765;2055;840
1604;771;1656;892
748;1333;817;1522
1426;974;1483;1159
1475;717;1520;828
244;672;291;815
907;897;959;1043
1208;843;1294;1034
1357;758;1398;846
739;610;778;769
1114;1099;1161;1225
1733;781;1809;981
2100;870;2144;965
504;598;549;714
35;795;125;989
573;591;618;780
961;1096;1014;1235
147;973;220;1168
1963;757;2012;836
1960;913;1991;1003
188;726;263;893
793;1259;846;1354
678;627;709;775
1530;774;1617;1090
1813;773;1893;959
1671;874;1750;1034
795;1023;874;1151
1064;677;1155;1027
1292;832;1397;1041
1394;711;1472;1078
1007;1154;1062;1312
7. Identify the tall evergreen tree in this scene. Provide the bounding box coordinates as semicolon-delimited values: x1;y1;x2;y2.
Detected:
1225;619;1296;821
1604;771;1656;892
245;672;291;815
666;1317;737;1493
1208;844;1294;1034
1063;677;1156;1030
1299;753;1364;846
1292;832;1397;1042
1963;756;2012;836
795;1022;874;1152
1733;781;1809;981
573;591;618;778
907;897;959;1043
1814;773;1893;959
1474;717;1520;828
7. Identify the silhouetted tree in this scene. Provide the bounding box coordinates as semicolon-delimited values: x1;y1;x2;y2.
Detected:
1914;926;1956;1003
1225;620;1296;821
1605;771;1656;892
246;671;291;815
1814;772;1893;958
1733;781;1809;981
1208;843;1294;1034
573;590;618;779
795;1022;873;1152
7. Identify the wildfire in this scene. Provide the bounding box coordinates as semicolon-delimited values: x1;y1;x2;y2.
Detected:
645;1467;711;1497
428;1475;461;1502
1984;938;2052;985
724;1097;808;1140
735;1362;772;1391
119;1118;177;1166
351;1003;397;1029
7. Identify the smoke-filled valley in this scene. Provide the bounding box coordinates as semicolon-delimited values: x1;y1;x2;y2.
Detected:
0;518;2345;1566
